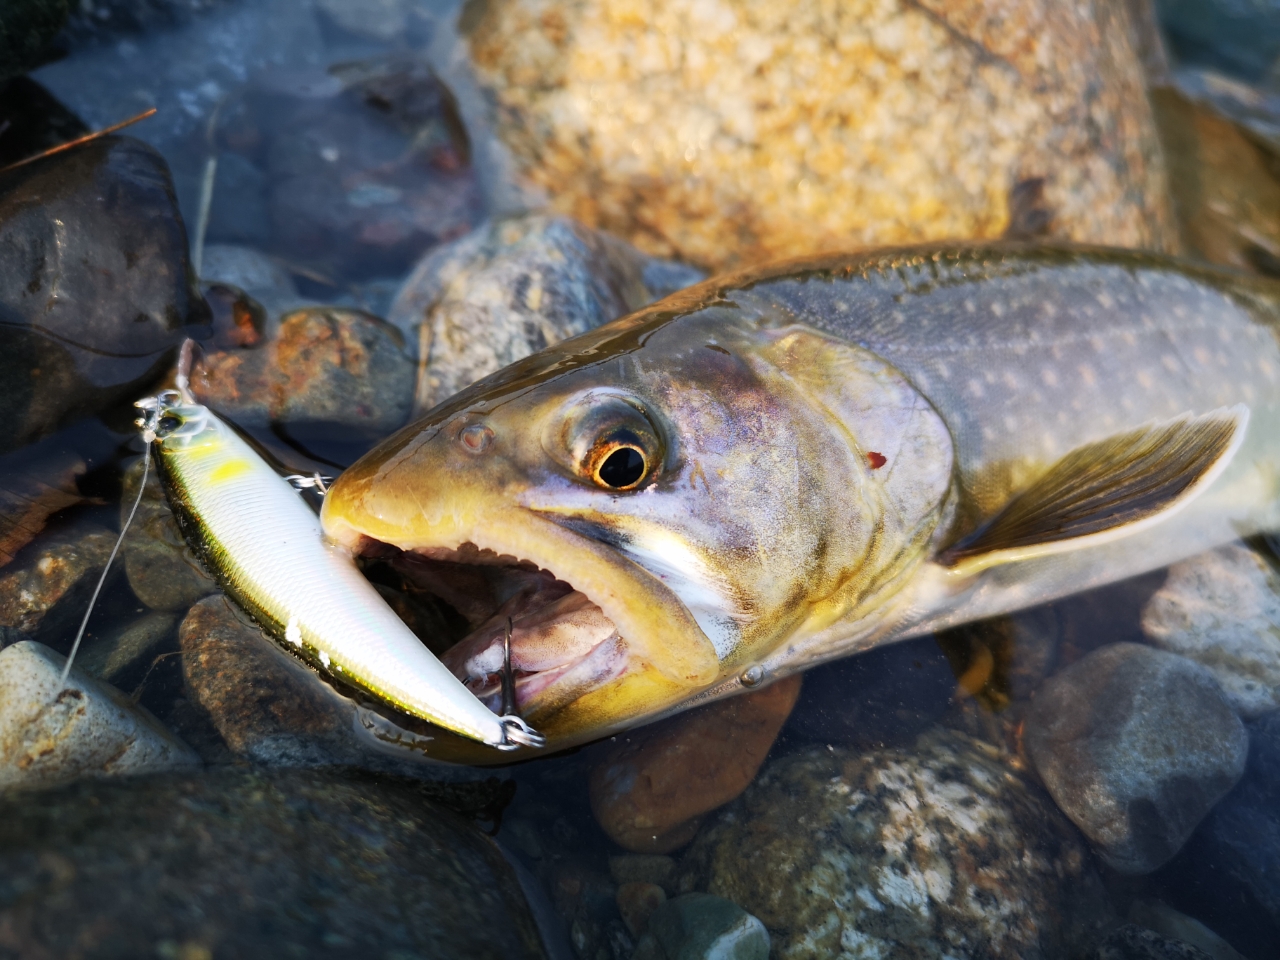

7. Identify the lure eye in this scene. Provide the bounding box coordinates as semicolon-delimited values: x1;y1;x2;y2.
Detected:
157;415;183;436
548;392;664;493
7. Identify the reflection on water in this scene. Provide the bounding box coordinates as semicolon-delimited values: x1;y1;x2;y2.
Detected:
0;0;1276;957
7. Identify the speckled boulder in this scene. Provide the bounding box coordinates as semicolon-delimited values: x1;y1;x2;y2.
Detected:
454;0;1175;271
388;214;703;411
1141;543;1280;717
1025;643;1248;875
678;728;1111;960
0;523;117;647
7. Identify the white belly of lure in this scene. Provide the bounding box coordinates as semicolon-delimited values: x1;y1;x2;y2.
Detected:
136;390;542;752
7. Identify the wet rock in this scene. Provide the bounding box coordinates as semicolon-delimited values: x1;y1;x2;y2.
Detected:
0;522;117;647
213;56;482;281
609;853;677;893
1025;643;1248;874
199;243;303;328
1141;543;1280;717
589;675;801;853
1153;85;1280;278
0;441;83;569
0;766;548;959
679;728;1112;960
787;635;955;746
61;0;234;46
120;457;217;613
389;214;704;411
0;0;68;82
631;893;768;960
456;0;1175;272
177;594;363;765
1093;925;1215;960
78;610;177;685
1126;900;1247;960
0;76;88;169
616;881;666;938
1157;0;1280;81
316;0;422;43
191;305;415;458
0;640;198;791
0;136;211;453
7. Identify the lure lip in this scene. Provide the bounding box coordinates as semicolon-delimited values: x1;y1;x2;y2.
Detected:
136;391;546;754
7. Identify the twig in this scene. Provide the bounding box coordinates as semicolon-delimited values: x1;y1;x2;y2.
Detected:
0;107;157;176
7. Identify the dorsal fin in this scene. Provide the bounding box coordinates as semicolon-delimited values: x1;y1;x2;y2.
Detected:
939;405;1249;576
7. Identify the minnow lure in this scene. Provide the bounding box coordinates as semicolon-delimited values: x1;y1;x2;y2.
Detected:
135;388;543;752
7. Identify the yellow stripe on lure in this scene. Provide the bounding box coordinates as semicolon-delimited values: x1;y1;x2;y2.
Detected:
135;388;543;752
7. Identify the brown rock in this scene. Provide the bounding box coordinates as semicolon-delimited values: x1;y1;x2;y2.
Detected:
588;675;801;853
120;458;216;613
616;881;666;937
458;0;1176;271
0;447;83;570
0;523;116;647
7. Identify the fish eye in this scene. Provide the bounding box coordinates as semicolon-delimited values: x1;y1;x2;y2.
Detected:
548;392;664;492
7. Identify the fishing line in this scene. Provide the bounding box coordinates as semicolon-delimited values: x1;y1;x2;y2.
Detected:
58;442;151;688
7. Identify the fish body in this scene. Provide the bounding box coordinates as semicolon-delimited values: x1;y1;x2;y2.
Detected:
137;391;543;752
320;244;1280;759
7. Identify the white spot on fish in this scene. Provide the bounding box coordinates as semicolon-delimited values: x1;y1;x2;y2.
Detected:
990;301;1005;318
1122;331;1138;347
1088;337;1104;353
1136;369;1153;390
1078;364;1097;387
1041;368;1059;388
1261;359;1276;379
1004;415;1019;432
286;617;302;646
1162;354;1180;373
1194;346;1211;366
1001;371;1019;390
967;379;985;398
1097;291;1115;309
964;299;976;314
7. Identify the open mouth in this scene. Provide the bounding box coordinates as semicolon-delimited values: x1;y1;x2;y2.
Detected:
354;539;631;719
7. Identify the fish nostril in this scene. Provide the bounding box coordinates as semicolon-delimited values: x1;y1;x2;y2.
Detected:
459;424;494;454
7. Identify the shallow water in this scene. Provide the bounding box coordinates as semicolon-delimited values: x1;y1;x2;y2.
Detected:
0;1;1277;958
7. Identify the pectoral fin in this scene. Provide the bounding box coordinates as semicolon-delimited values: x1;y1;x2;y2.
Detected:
939;405;1249;576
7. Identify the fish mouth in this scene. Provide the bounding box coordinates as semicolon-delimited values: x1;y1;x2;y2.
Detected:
353;539;632;721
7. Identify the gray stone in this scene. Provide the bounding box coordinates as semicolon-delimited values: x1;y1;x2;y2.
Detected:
77;610;178;685
1093;924;1215;960
678;729;1113;960
1141;543;1280;717
120;457;217;613
0;766;547;959
609;853;677;893
637;894;767;960
1127;900;1247;960
199;243;303;326
0;640;198;792
1025;643;1248;874
388;214;705;411
0;522;117;645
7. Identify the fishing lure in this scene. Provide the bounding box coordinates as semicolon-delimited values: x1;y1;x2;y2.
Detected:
134;386;543;752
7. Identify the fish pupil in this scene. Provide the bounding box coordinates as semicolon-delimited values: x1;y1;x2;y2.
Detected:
598;446;646;489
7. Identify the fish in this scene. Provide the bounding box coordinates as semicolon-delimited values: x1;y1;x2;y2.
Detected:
318;243;1280;760
135;387;545;752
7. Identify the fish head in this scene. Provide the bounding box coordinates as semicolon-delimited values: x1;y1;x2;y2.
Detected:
321;303;954;754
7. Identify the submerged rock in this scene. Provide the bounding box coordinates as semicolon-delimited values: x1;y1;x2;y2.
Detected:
0;76;88;169
0;766;548;959
679;728;1111;959
589;675;801;853
1126;899;1247;960
0;523;117;648
120;457;217;613
632;893;769;960
0;136;210;453
1093;925;1215;960
0;640;198;791
0;441;84;570
78;610;178;686
388;214;704;411
1025;643;1248;874
1141;543;1280;717
457;0;1175;271
0;0;68;82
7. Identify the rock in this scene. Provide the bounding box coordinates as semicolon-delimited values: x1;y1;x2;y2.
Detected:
198;243;303;327
1153;85;1280;278
120;457;217;613
456;0;1176;272
388;214;704;412
609;853;677;893
177;594;363;766
1140;543;1280;717
787;634;955;746
1093;925;1215;960
316;0;420;42
0;136;211;454
631;893;768;960
0;523;117;647
78;610;178;685
1157;0;1280;81
0;76;88;169
213;56;483;281
1025;643;1248;874
0;766;548;959
0;640;198;791
61;0;235;46
616;881;666;938
588;675;801;853
678;728;1111;960
1127;900;1247;960
191;305;415;461
0;0;68;82
0;440;84;569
